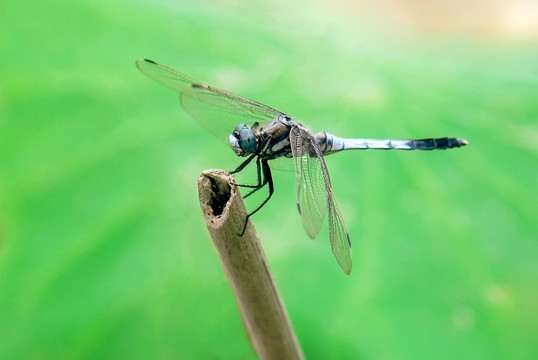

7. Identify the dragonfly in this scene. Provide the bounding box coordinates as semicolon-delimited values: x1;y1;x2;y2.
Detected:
136;58;468;275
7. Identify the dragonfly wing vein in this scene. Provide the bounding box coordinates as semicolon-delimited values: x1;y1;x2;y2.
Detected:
136;58;204;93
291;127;328;239
300;154;327;238
291;126;352;274
328;191;352;275
137;58;283;143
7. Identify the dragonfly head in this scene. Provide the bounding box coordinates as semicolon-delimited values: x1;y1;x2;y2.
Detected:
229;124;257;156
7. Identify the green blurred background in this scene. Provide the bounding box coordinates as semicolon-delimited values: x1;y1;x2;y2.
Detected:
1;0;537;358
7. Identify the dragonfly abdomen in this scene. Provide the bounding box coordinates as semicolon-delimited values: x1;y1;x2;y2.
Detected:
400;137;468;150
318;132;468;154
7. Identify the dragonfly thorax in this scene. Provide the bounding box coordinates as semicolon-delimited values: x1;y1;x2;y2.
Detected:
229;124;257;156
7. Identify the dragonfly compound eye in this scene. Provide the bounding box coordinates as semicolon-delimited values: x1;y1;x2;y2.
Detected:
228;133;244;156
239;128;257;154
229;124;256;156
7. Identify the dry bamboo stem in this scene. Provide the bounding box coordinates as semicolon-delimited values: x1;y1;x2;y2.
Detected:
198;169;304;360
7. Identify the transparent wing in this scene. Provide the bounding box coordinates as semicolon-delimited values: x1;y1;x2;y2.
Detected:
290;127;328;239
268;156;295;172
290;126;352;274
136;59;283;143
327;191;352;275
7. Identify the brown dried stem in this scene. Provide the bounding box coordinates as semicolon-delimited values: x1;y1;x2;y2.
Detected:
198;169;304;360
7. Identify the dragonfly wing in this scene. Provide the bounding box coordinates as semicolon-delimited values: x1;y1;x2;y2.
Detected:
290;126;328;239
327;191;352;274
290;125;352;274
180;84;282;143
136;58;204;93
137;59;283;143
267;156;295;172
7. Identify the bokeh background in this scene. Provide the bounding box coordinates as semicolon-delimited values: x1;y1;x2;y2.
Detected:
1;0;537;358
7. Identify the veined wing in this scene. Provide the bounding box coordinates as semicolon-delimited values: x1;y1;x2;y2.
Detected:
290;126;352;275
291;127;327;239
136;59;284;143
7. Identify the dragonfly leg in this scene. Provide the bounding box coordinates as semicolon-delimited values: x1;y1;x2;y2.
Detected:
230;135;273;192
243;157;267;199
230;153;257;174
229;153;262;188
238;159;274;236
230;156;265;192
